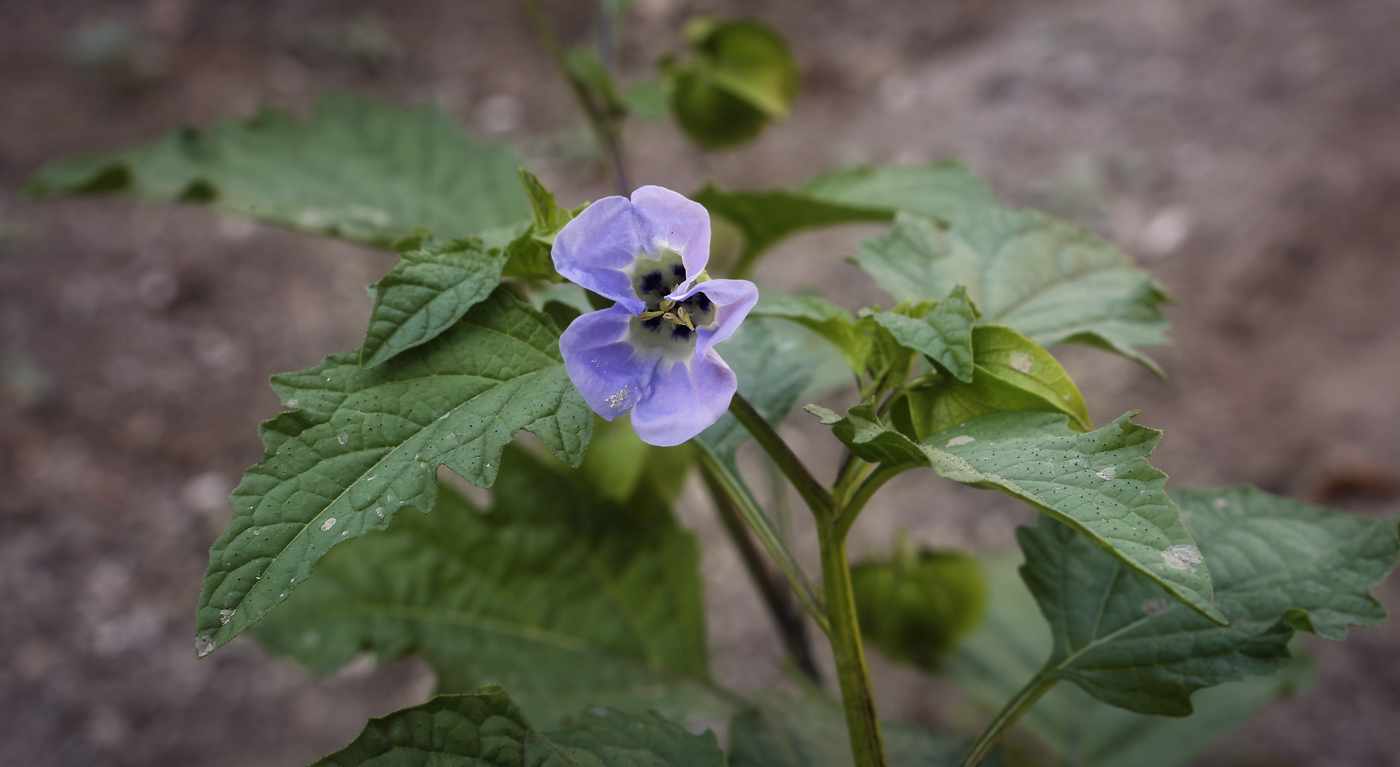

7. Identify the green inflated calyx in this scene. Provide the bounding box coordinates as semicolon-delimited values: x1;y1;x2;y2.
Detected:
852;533;985;668
668;18;800;150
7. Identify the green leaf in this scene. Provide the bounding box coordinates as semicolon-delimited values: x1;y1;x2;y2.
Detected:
196;288;591;658
1018;486;1399;715
255;448;728;726
869;285;979;382
858;208;1170;373
945;553;1312;767
750;295;870;375
690;162;995;277
728;693;972;767
24;92;530;247
697;318;817;465
805;406;1225;624
621;80;670;120
359;236;509;368
851;537;985;668
800;161;1001;225
312;686;725;767
669;19;799;150
691;187;893;277
897;325;1093;439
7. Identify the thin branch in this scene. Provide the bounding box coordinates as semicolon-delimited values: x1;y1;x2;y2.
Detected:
701;461;822;682
520;0;630;194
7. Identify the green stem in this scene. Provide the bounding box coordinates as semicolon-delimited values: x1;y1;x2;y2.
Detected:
701;462;822;682
958;672;1059;767
521;0;630;194
729;392;887;767
696;445;830;635
833;462;910;539
819;524;889;767
727;394;834;518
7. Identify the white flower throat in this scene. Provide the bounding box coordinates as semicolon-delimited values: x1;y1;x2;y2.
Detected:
630;249;716;346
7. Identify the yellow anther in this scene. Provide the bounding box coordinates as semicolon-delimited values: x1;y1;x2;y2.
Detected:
639;309;665;320
659;299;677;311
676;306;695;330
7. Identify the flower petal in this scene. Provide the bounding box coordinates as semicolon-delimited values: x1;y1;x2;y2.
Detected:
672;278;759;354
559;305;658;419
629;348;737;446
631;186;712;290
552;196;646;313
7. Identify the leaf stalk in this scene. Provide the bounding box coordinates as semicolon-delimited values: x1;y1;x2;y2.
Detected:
958;672;1059;767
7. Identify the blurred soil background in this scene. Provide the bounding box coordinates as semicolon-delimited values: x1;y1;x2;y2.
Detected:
3;0;1400;765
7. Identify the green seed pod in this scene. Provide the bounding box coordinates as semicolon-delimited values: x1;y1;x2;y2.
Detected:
851;534;986;669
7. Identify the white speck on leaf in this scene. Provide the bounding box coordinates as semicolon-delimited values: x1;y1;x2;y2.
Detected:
219;609;235;625
1141;598;1171;617
195;636;214;658
1009;351;1034;374
1161;545;1203;572
947;435;976;447
286;399;298;408
375;507;385;518
321;518;337;532
1096;466;1117;480
337;433;347;445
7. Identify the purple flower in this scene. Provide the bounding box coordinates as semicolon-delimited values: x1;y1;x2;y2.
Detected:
553;186;758;447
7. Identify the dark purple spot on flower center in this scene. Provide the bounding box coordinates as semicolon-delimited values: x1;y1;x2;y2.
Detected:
671;263;687;280
692;293;712;312
639;271;664;294
671;325;693;340
641;317;663;332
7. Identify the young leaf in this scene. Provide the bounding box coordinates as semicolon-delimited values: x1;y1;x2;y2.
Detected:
1017;487;1398;715
359;236;509;368
501;169;579;281
869;285;979;382
24;92;530;247
805;406;1225;624
196;288;591;658
728;693;971;767
945;553;1312;767
897;325;1093;438
858;208;1170;373
751;295;871;375
312;686;725;767
255;450;726;726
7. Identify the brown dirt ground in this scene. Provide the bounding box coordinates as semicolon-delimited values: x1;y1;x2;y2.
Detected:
2;1;1399;765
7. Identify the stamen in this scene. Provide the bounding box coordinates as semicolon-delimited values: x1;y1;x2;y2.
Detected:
676;306;695;330
639;309;666;320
